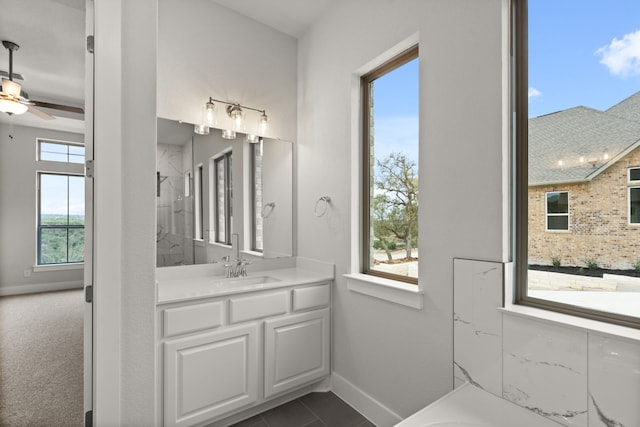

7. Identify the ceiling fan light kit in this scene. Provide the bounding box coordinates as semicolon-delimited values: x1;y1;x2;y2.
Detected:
0;40;84;119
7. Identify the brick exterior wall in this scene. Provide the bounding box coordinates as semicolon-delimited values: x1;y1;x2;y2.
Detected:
528;148;640;269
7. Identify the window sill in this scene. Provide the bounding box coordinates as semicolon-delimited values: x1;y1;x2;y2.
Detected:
193;239;205;248
501;303;640;343
33;263;84;273
241;250;263;258
343;273;423;309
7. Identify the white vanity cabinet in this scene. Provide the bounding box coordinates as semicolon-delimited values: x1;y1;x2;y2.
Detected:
158;281;331;427
164;323;259;427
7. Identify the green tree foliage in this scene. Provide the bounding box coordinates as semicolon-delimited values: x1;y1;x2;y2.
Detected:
373;152;418;259
39;215;84;264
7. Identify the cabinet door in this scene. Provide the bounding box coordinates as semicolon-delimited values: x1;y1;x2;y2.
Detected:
164;323;258;427
264;308;330;398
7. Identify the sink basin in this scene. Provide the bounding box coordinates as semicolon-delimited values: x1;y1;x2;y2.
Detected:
213;275;280;287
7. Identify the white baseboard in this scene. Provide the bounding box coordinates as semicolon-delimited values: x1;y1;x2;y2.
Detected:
330;372;403;427
0;281;83;296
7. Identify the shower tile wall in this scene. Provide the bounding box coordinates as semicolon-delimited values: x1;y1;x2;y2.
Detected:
157;143;194;267
453;258;640;427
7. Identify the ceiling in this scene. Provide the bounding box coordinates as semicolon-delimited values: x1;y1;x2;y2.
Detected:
0;0;85;132
0;0;333;133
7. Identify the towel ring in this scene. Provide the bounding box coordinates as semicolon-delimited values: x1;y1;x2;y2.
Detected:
262;202;275;218
314;196;331;217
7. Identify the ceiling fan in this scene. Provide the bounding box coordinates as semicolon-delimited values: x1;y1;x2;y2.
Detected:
0;40;84;120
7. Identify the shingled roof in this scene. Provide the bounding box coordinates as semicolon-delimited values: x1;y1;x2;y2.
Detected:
529;91;640;186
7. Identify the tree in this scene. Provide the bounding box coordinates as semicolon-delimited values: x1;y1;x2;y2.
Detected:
374;152;418;259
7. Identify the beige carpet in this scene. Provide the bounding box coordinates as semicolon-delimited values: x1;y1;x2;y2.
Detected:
0;289;84;427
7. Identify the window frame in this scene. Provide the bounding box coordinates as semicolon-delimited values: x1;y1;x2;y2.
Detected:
629;186;640;226
361;45;419;285
250;141;264;253
628;167;640;183
37;138;85;164
194;164;204;241
545;191;569;232
37;171;85;266
213;151;233;245
513;0;639;329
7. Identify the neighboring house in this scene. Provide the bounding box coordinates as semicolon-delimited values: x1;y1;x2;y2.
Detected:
528;91;640;269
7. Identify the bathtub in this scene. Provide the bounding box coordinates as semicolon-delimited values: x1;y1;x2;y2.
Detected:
394;383;561;427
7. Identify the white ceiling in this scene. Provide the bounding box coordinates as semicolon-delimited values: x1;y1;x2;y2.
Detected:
208;0;336;38
0;0;85;132
0;0;332;133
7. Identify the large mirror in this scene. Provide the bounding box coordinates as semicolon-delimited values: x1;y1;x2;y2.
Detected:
156;118;293;267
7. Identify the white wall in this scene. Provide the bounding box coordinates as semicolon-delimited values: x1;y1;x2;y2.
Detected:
0;124;84;295
158;0;298;142
297;0;509;421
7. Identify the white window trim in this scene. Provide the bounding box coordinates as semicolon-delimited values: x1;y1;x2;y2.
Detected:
627;166;640;183
343;273;423;309
628;186;640;226
33;262;84;273
347;34;423;308
545;191;569;232
37;138;85;163
36;171;85;266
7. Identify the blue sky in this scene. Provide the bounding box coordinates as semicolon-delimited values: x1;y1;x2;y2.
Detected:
373;57;419;165
529;0;640;118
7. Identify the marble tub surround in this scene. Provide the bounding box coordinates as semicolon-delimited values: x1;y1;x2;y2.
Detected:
156;257;334;304
453;258;640;427
453;259;503;396
502;315;588;426
588;334;640;427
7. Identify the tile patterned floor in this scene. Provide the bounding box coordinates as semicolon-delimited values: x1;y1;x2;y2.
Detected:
230;392;376;427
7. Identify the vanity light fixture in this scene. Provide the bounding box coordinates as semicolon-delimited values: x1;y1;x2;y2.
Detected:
202;97;269;136
246;134;260;144
194;124;209;135
203;100;216;127
221;129;236;140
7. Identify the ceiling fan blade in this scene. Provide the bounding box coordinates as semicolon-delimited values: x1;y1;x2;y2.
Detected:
30;100;84;115
28;105;55;120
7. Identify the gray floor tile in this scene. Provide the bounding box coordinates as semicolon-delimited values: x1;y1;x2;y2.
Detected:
299;392;368;427
262;399;318;427
230;414;268;427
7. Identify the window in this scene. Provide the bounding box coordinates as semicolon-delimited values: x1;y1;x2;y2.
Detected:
515;0;640;328
213;151;232;245
630;187;640;225
38;173;84;265
362;46;419;284
545;191;568;231
194;164;203;240
38;139;85;164
250;141;264;252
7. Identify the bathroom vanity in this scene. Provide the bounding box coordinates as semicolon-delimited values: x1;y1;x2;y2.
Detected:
156;262;333;427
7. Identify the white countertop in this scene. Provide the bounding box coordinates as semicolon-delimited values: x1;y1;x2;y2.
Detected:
157;267;333;305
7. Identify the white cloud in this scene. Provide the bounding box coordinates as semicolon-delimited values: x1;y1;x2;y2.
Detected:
528;87;542;100
595;29;640;77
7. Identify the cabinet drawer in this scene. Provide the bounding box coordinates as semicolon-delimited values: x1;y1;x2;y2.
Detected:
163;301;224;338
229;291;289;324
292;284;330;312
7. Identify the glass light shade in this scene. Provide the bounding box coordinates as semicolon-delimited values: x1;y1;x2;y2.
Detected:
259;112;268;134
221;129;236;140
0;98;28;115
204;101;216;127
1;78;22;98
194;124;209;135
246;134;259;144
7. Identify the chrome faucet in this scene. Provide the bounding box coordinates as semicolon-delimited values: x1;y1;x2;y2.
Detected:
222;233;250;278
